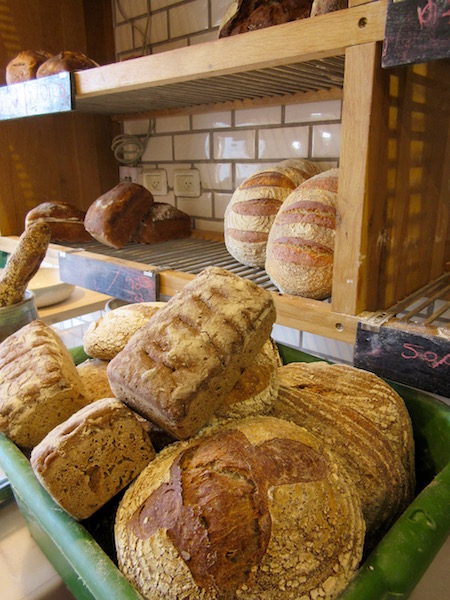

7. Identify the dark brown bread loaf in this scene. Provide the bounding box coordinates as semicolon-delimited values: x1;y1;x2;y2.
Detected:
311;0;347;16
219;0;313;37
265;168;338;299
84;182;154;249
107;267;276;439
0;320;87;451
36;51;98;77
115;416;365;599
25;201;92;243
132;202;192;244
30;398;156;520
0;222;51;307
224;159;320;267
6;50;53;84
274;361;415;550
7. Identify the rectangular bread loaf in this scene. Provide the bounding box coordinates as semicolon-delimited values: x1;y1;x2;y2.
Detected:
107;266;276;439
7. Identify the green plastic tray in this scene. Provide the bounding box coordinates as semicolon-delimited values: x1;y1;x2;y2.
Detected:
0;344;449;600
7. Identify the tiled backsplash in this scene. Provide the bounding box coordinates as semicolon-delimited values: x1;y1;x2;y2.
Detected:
113;0;341;234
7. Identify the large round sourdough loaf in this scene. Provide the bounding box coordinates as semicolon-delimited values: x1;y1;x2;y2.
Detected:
115;416;365;600
274;361;415;550
224;159;320;267
265;167;338;299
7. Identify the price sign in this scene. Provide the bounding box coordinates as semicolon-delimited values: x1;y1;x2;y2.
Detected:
382;0;450;67
59;252;159;303
354;322;450;397
0;72;73;121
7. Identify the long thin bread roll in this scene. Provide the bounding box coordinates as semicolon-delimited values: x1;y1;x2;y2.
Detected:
0;222;51;307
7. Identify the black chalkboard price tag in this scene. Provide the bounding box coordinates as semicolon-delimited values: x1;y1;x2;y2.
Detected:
0;72;73;121
382;0;450;67
59;252;159;303
354;322;450;397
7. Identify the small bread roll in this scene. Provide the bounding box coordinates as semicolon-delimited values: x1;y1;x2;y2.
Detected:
36;51;98;78
83;301;166;361
6;50;52;84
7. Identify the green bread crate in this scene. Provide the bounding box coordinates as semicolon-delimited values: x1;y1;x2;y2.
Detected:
0;344;449;600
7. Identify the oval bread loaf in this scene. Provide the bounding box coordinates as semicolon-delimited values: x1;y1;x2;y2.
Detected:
265;167;338;299
36;51;98;77
224;159;320;267
6;50;53;84
25;201;92;243
115;416;365;600
274;361;415;550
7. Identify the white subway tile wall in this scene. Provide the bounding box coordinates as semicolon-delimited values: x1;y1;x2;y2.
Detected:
112;0;345;361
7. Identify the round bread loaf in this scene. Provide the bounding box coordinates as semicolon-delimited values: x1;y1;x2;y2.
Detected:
30;397;156;520
76;358;114;402
211;338;281;423
0;320;88;450
115;416;365;599
265;167;338;299
83;302;166;360
219;0;313;37
83;301;166;360
310;0;347;17
224;159;320;267
132;202;192;244
85;182;155;249
36;51;98;77
6;50;53;84
25;201;92;243
274;361;415;550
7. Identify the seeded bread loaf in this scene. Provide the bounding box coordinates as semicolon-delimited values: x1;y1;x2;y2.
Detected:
36;51;98;78
0;320;87;450
132;202;192;244
274;361;415;549
83;301;166;360
115;415;365;599
224;159;320;267
30;398;156;520
6;50;53;84
265;168;338;299
25;201;92;243
84;182;154;249
107;267;276;439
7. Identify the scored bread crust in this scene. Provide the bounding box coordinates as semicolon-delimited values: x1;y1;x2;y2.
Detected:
224;159;320;267
275;361;415;549
265;168;338;299
107;267;276;439
30;397;156;520
0;320;87;450
25;201;92;243
115;416;365;600
83;301;166;360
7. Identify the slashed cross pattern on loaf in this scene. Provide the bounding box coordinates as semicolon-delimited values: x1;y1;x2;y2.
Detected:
126;428;327;596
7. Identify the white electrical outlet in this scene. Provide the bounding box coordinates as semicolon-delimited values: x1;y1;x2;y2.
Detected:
119;166;139;183
143;169;168;196
174;169;201;197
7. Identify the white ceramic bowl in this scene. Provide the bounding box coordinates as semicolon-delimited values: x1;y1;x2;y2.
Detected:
27;267;75;308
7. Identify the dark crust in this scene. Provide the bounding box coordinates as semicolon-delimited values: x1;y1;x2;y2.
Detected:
127;428;327;594
36;51;99;77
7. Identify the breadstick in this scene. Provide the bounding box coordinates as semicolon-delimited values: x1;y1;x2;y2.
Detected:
0;222;51;307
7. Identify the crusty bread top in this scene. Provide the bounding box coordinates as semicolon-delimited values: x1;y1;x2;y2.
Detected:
76;358;114;402
83;301;166;360
0;320;87;450
115;415;364;600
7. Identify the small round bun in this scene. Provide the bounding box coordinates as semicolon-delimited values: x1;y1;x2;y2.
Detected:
36;51;98;78
6;50;53;84
83;301;166;360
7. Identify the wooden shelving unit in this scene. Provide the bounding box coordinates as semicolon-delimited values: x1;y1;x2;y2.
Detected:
0;1;448;389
